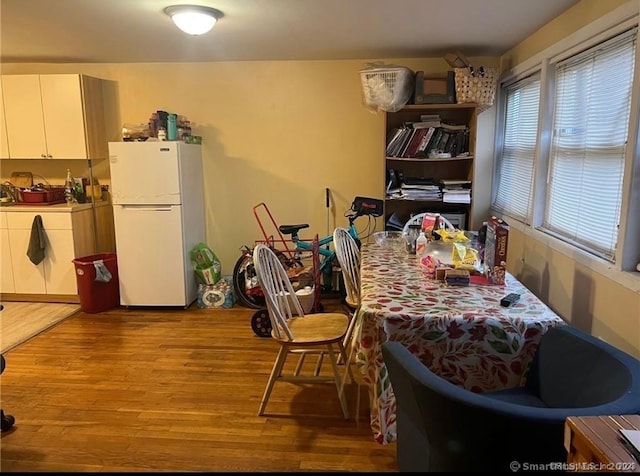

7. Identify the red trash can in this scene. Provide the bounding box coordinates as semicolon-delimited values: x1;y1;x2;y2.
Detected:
72;253;119;313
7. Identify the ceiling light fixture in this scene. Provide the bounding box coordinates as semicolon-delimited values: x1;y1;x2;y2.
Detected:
164;5;223;36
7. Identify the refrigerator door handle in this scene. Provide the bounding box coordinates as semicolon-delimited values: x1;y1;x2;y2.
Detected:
121;205;175;212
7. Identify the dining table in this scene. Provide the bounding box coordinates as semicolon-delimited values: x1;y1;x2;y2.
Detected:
355;242;566;445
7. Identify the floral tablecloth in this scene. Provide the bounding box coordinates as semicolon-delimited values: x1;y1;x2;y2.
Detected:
356;243;566;445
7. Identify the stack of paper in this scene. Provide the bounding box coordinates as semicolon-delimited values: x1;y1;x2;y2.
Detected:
441;179;471;204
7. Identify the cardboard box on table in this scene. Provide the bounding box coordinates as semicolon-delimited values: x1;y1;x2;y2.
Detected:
484;216;509;285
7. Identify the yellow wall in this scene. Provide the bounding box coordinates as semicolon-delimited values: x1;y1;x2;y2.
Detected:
1;58;497;276
500;0;631;70
499;0;640;357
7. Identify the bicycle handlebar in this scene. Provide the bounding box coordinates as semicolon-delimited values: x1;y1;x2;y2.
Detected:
350;196;384;218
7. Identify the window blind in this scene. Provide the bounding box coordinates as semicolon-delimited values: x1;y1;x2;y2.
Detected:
545;28;636;260
493;74;541;222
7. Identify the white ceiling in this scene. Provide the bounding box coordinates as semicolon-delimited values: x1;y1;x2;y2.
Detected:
1;0;581;64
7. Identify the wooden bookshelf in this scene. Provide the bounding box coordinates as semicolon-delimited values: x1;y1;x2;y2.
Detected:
384;103;477;230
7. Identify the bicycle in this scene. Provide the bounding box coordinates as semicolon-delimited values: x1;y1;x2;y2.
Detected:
232;196;383;316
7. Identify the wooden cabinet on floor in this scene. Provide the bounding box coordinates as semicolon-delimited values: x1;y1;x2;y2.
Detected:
1;74;107;160
0;202;115;302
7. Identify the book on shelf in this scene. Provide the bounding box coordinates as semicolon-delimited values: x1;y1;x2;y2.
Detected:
398;129;419;157
389;128;412;157
404;128;429;157
407;119;441;129
385;127;404;155
417;127;443;158
442;192;471;204
442;188;471;195
415;128;470;158
441;179;471;187
451;129;470;157
440;122;469;131
402;184;440;191
415;127;436;157
404;176;436;186
435;130;451;152
441;177;472;204
400;183;442;200
444;131;458;153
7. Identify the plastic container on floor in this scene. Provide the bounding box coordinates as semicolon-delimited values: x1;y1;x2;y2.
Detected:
72;253;119;313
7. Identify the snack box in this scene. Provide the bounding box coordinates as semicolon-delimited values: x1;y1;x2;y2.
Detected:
484;216;509;285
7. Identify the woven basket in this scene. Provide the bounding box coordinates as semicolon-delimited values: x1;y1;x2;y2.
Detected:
454;67;498;113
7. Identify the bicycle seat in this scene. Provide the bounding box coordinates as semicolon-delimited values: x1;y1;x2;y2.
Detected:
279;224;309;235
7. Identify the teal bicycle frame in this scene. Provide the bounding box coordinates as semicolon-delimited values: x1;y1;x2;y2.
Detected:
280;211;361;292
234;196;382;310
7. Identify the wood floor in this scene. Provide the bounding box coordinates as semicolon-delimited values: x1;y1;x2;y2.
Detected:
0;298;398;472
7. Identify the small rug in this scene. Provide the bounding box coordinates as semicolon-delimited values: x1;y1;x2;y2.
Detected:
0;302;80;353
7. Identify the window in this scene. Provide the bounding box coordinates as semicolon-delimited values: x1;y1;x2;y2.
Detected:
545;29;636;260
493;74;540;222
495;25;638;265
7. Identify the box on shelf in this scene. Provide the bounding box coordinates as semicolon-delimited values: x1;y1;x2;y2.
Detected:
484;216;509;285
414;70;456;104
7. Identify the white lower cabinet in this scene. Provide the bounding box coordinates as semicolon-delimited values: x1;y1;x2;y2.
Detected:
1;203;114;299
0;212;16;293
5;211;77;296
43;227;77;295
7;225;47;294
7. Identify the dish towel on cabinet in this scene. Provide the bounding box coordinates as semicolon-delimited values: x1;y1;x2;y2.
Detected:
27;214;47;265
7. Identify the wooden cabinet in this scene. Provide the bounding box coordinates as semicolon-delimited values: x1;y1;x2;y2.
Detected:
384;104;477;231
1;204;111;300
6;221;47;294
1;74;107;160
0;212;15;293
6;212;74;295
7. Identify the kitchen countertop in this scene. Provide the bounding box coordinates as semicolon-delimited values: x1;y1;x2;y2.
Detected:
0;200;109;213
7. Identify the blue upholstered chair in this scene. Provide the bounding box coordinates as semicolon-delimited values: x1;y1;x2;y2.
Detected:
382;325;640;472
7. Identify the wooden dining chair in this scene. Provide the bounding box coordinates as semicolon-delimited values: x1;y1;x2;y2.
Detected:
252;244;353;418
332;226;364;422
402;212;455;235
332;227;361;358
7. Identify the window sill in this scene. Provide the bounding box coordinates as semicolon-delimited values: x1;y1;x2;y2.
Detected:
505;218;640;293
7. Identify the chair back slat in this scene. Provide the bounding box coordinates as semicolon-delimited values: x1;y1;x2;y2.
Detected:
253;244;305;341
333;227;360;306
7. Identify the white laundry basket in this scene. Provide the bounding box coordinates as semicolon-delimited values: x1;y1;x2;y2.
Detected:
360;66;414;112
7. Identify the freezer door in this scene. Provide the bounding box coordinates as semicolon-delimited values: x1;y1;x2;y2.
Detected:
109;142;182;205
113;204;194;306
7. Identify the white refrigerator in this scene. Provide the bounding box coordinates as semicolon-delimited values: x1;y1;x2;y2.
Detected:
108;141;205;307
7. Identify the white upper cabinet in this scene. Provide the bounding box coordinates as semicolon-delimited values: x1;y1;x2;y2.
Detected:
0;85;9;159
1;74;108;160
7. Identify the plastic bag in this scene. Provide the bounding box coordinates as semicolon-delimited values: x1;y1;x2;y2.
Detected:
190;242;221;285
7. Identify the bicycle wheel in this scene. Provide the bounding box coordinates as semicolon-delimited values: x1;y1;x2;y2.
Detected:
233;248;302;309
232;252;266;309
